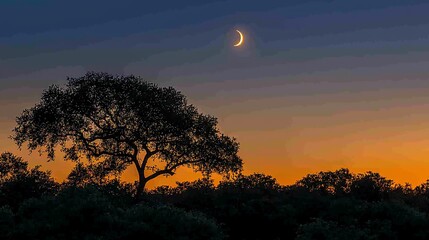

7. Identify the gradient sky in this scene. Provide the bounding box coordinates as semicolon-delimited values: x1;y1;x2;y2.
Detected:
2;0;429;187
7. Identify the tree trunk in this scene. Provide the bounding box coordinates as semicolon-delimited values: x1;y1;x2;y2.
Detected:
135;171;147;199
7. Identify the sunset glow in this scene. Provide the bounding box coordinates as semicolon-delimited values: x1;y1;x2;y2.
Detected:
2;1;429;188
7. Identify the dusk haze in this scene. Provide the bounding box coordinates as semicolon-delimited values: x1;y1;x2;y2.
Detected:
2;1;429;239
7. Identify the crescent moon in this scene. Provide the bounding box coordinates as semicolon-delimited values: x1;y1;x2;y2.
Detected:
234;30;244;47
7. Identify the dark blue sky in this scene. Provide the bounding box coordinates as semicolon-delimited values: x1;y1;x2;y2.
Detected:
1;1;428;72
1;1;425;35
2;0;429;80
2;1;419;35
3;0;429;185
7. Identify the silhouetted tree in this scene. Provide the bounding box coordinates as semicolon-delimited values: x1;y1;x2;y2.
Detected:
412;180;429;212
296;168;353;195
0;152;58;210
155;175;297;240
350;172;393;201
12;72;242;198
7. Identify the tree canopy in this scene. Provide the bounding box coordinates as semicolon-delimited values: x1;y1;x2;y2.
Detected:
12;72;242;196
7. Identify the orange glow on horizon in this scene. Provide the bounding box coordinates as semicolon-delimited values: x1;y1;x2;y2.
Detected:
3;83;429;189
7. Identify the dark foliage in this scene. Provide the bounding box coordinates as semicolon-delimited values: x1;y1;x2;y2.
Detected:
3;154;429;239
3;187;221;240
148;171;429;240
0;152;58;210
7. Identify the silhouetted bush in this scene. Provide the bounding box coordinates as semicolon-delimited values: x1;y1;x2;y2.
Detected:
146;170;429;239
296;168;353;195
3;153;429;240
9;188;223;240
349;172;393;201
0;206;13;239
296;219;371;240
0;152;58;210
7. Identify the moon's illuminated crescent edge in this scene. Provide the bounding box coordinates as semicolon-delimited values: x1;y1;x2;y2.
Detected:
234;30;244;47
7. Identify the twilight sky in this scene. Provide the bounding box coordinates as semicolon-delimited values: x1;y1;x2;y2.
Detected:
2;0;429;187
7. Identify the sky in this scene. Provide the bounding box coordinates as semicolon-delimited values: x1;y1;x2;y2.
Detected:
2;0;429;187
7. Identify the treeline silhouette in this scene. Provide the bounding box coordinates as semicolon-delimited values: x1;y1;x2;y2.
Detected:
3;72;429;239
2;152;429;239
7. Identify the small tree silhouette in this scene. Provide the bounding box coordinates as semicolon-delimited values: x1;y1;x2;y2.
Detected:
0;152;58;209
